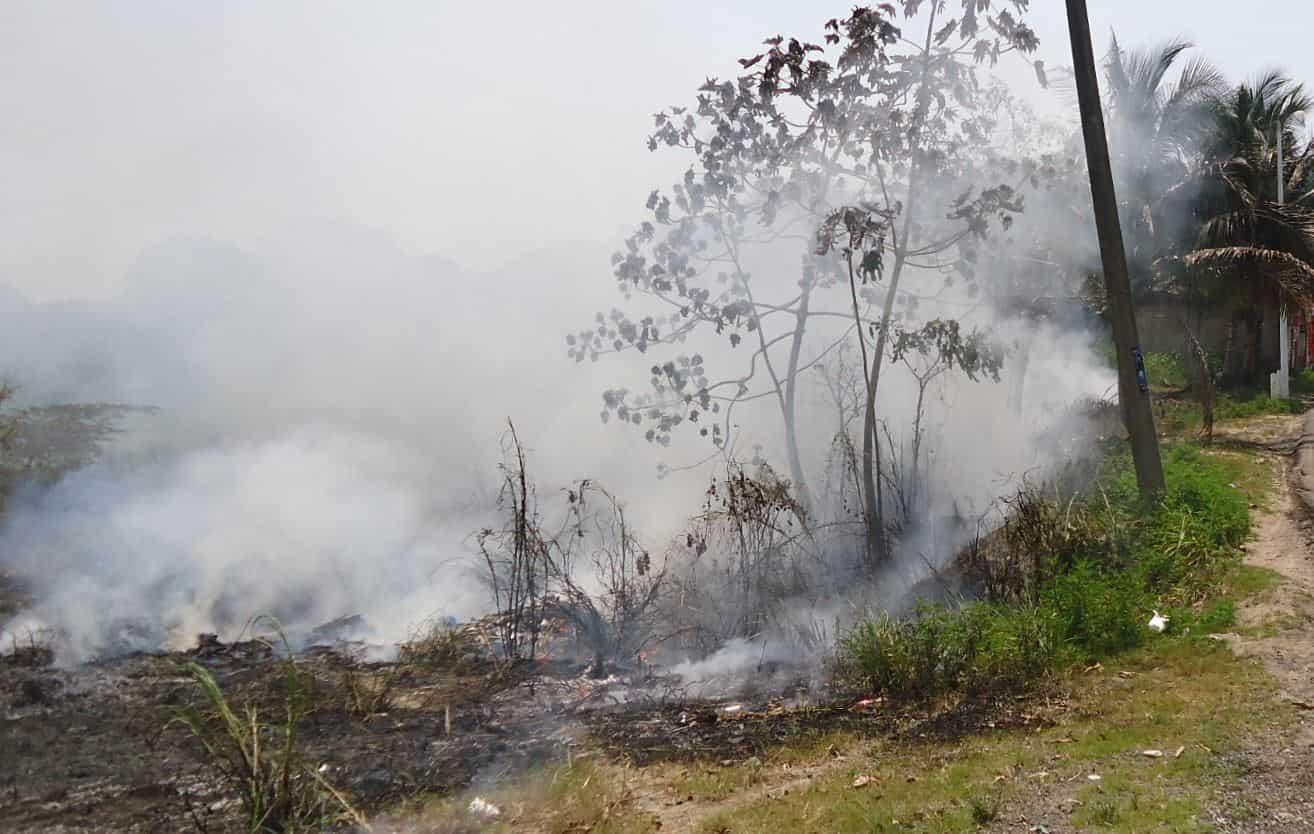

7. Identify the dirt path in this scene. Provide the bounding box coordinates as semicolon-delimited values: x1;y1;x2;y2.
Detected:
1210;427;1314;831
629;761;847;834
1227;465;1314;743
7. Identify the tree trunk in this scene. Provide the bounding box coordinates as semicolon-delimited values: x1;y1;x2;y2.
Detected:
1179;317;1216;444
860;253;906;567
1221;314;1237;384
782;290;813;519
860;1;936;567
1248;311;1262;382
1008;333;1034;415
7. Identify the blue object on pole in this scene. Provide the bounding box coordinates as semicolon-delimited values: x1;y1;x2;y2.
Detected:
1134;347;1149;392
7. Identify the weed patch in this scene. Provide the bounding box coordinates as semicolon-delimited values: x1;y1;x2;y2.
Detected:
837;443;1254;702
170;627;365;833
1144;352;1189;389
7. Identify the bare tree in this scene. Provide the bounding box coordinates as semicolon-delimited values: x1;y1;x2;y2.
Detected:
477;420;551;665
576;4;1042;567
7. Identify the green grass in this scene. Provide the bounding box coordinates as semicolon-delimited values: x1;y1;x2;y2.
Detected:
1157;387;1303;436
1216;391;1304;420
695;640;1279;834
1204;448;1275;505
835;603;1066;702
1227;564;1283;599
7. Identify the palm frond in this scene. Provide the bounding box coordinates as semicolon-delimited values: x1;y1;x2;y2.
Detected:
1129;38;1194;102
1183;246;1314;305
1163;55;1226;114
1250;70;1290;106
1198;202;1314;257
1104;32;1131;101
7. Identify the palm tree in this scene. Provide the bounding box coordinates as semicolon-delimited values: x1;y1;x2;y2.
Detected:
1101;44;1314;431
1183;74;1314;382
1102;36;1225;279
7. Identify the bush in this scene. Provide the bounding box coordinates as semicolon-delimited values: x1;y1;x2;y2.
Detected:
1293;368;1314;395
836;441;1250;701
1043;563;1147;658
398;618;472;669
1143;352;1188;389
1106;445;1248;554
834;602;1065;701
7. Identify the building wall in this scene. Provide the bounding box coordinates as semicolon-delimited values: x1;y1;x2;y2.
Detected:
1134;295;1304;374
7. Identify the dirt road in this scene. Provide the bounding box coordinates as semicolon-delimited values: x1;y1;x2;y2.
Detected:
1212;413;1314;831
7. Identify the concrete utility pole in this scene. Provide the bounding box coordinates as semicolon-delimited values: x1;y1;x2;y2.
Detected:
1065;0;1166;496
1272;121;1291;398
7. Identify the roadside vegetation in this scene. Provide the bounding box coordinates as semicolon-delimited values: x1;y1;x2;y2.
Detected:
832;443;1254;703
391;629;1283;834
374;432;1291;834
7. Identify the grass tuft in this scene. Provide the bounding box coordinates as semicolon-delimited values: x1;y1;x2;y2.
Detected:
170;621;366;833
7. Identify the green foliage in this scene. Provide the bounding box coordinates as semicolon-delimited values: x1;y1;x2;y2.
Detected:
1094;348;1194;391
1155;387;1301;435
837;442;1251;701
1105;445;1249;543
1162;598;1237;636
1292;368;1314;394
1215;391;1303;419
834;602;1066;702
1143;351;1189;389
1042;563;1148;658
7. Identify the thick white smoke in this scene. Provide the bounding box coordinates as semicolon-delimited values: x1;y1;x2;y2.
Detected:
0;61;1117;672
0;227;695;662
0;175;1117;668
1;425;486;659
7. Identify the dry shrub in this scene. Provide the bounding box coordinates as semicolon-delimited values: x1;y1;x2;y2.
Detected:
478;420;670;676
397;618;472;669
662;461;813;655
551;481;668;676
963;485;1112;603
339;661;402;719
478;420;552;666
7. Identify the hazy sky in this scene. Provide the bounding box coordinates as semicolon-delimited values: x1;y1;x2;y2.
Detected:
3;1;1312;301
